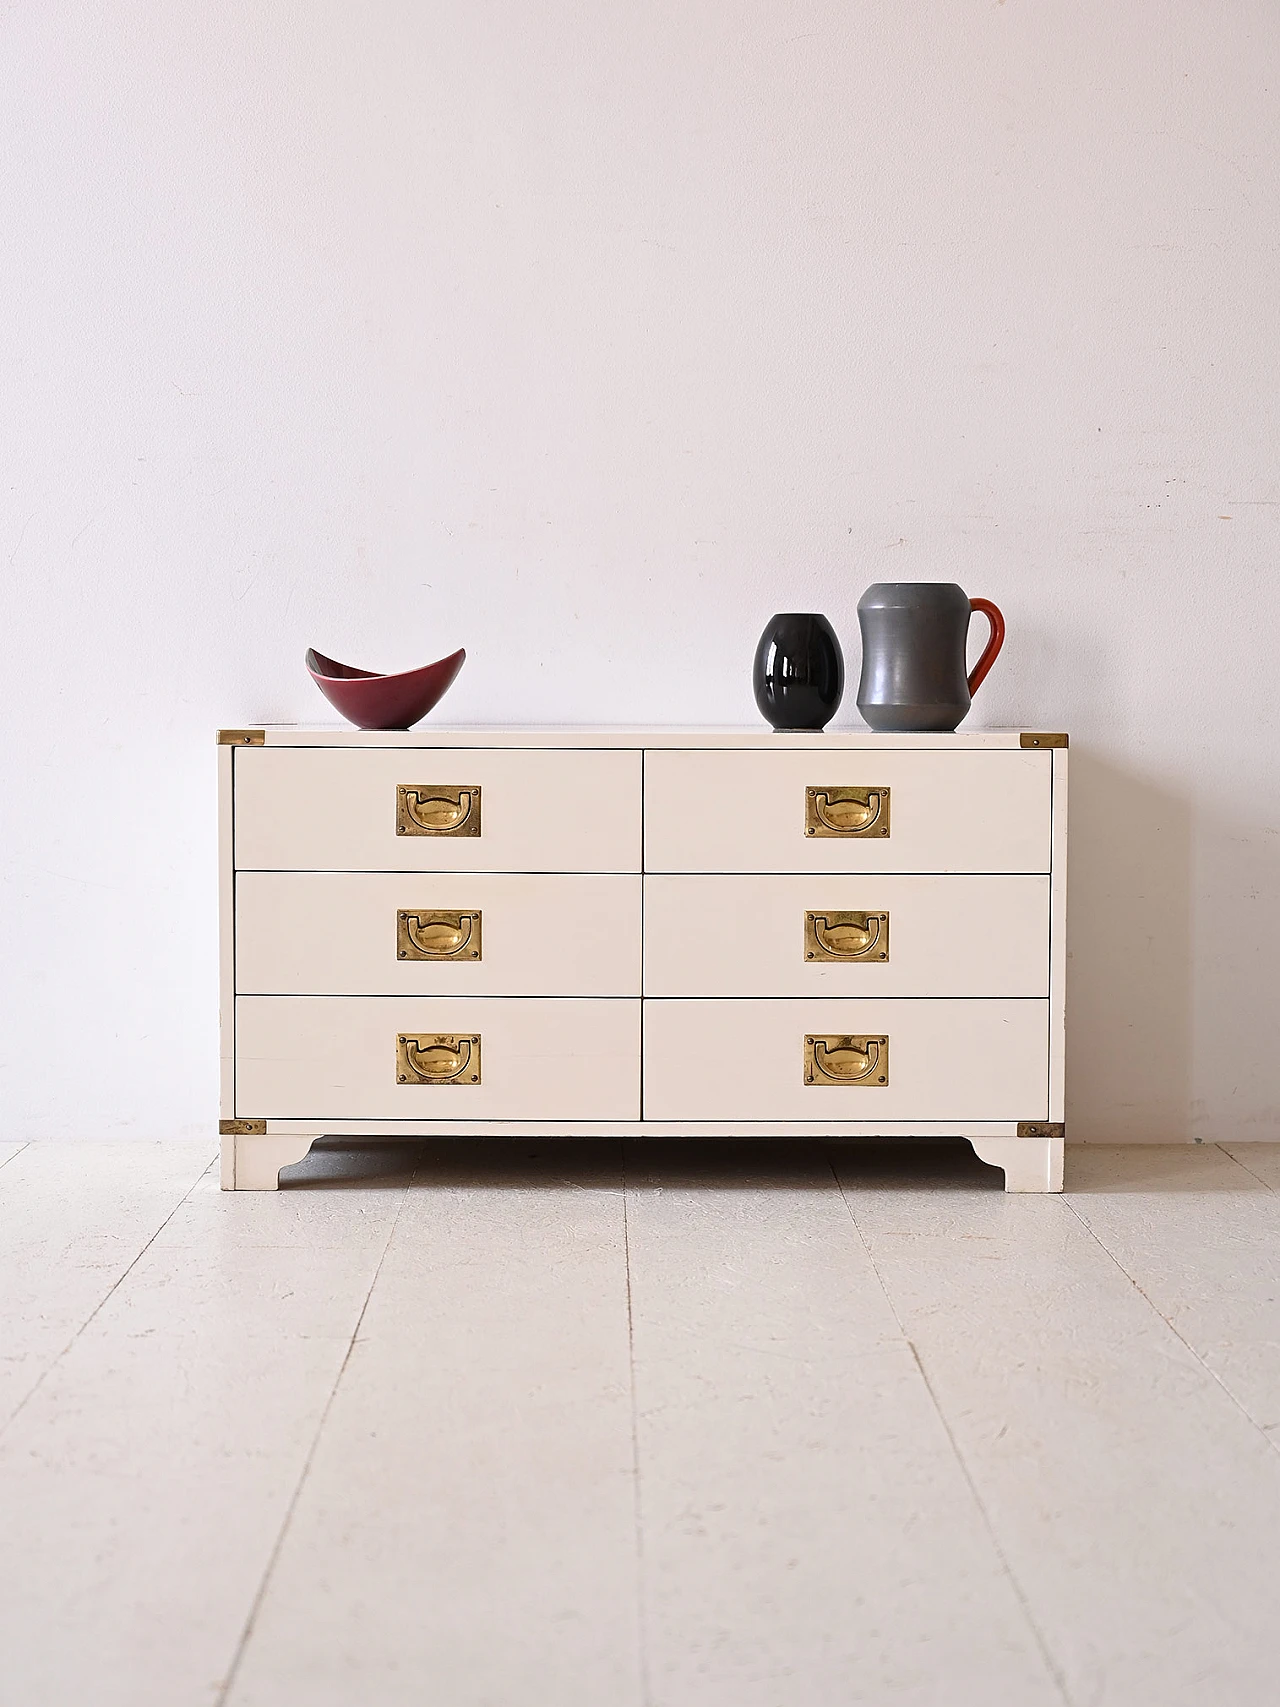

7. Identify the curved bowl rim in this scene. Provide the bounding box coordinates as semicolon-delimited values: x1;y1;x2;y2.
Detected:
304;645;466;684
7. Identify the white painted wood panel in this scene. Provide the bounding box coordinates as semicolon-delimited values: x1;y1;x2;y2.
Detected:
236;872;641;996
642;998;1048;1121
248;727;1035;749
219;745;235;1118
236;996;641;1120
257;1118;1025;1138
644;873;1049;997
1049;746;1068;1122
644;748;1052;872
220;731;1065;1170
233;747;642;872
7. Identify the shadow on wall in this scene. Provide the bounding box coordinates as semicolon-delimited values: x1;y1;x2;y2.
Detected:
1066;750;1191;1142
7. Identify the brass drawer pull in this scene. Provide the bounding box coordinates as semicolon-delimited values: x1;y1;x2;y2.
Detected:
805;910;888;962
396;785;481;836
397;1033;481;1084
805;787;890;838
397;909;482;961
804;1034;888;1086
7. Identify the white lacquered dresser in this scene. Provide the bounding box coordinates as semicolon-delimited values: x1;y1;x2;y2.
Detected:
218;727;1067;1191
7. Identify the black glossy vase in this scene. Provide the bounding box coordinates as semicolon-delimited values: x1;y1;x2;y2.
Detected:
753;612;844;732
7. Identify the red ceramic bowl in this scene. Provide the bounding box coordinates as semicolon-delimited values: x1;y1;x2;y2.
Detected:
305;647;466;730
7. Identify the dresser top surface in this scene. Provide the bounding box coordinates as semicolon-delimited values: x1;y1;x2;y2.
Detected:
220;726;1067;751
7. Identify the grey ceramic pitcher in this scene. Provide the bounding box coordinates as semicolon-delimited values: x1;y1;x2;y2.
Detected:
855;583;1005;732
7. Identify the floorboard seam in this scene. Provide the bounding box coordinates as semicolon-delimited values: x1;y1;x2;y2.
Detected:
215;1168;414;1706
1218;1144;1279;1195
0;1143;30;1173
828;1159;1075;1707
621;1142;653;1707
0;1148;220;1441
1063;1194;1280;1461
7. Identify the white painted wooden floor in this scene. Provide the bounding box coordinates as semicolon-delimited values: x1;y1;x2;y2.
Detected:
3;1140;1280;1706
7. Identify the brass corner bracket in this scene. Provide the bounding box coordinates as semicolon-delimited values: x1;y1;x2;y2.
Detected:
1017;1121;1065;1138
220;1118;267;1136
1019;733;1068;750
218;729;265;746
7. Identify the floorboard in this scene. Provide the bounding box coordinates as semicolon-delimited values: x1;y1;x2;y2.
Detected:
1222;1142;1280;1193
835;1141;1280;1707
5;1140;1280;1705
0;1140;215;1429
626;1142;1062;1707
0;1142;412;1707
1066;1144;1280;1440
226;1140;643;1707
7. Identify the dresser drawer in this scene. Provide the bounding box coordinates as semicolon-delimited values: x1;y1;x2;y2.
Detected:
235;997;640;1119
644;874;1048;997
642;998;1048;1121
236;873;641;996
233;748;641;872
643;750;1050;873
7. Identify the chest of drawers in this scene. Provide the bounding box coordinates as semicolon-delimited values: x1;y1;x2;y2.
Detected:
218;728;1067;1191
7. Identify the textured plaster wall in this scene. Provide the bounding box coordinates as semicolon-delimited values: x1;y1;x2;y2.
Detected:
3;2;1279;1141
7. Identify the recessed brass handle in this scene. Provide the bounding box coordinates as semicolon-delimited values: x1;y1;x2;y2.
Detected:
397;909;482;961
804;911;889;962
804;1034;889;1086
396;785;481;837
396;1033;481;1085
805;787;890;838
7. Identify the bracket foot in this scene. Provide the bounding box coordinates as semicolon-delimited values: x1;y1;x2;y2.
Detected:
221;1133;318;1191
968;1133;1064;1193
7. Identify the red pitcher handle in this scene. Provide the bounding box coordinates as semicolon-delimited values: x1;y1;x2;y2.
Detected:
967;598;1005;696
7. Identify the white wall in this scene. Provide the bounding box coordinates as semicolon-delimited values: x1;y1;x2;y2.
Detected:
3;2;1278;1142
